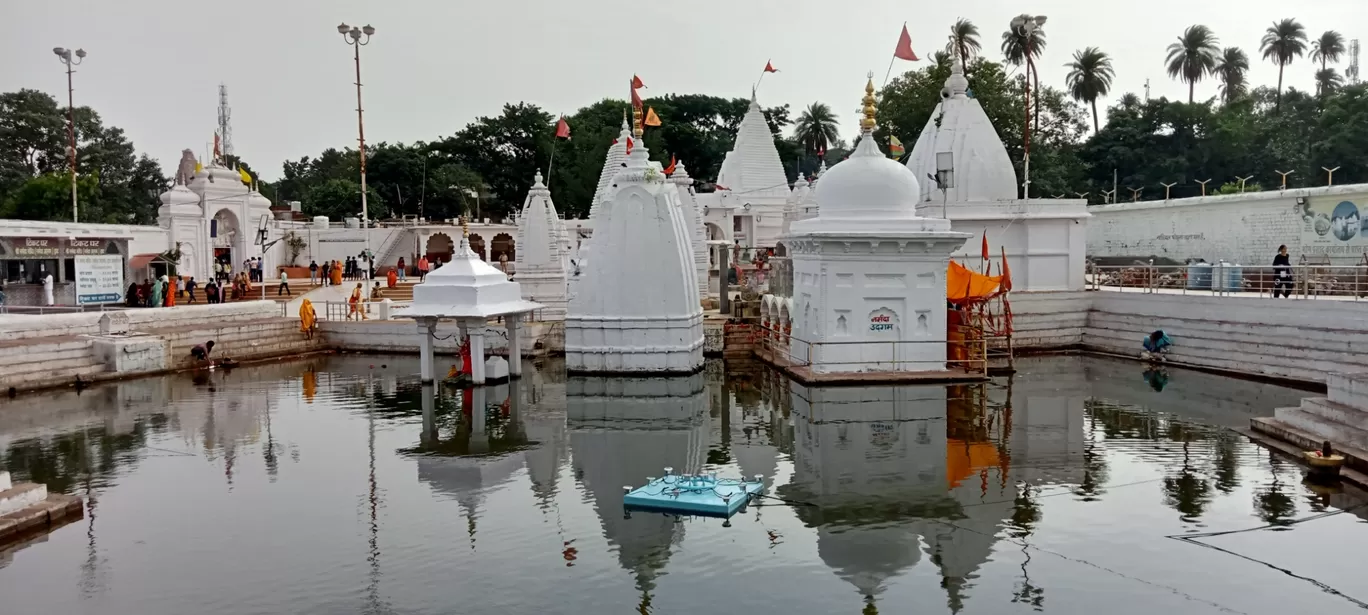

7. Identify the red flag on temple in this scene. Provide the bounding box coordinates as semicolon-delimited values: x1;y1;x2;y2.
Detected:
555;116;571;139
981;231;990;260
764;60;779;73
1000;246;1013;292
817;144;826;159
894;24;920;61
632;74;645;89
663;155;677;175
631;86;643;109
625;137;634;156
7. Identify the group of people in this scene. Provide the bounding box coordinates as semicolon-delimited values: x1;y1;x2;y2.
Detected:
309;256;374;287
243;257;266;283
125;275;181;307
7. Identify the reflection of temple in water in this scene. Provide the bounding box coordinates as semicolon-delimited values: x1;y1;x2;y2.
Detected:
778;380;1070;613
567;374;709;603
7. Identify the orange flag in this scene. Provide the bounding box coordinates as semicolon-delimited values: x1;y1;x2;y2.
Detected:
632;74;645;89
1000;246;1013;292
644;107;661;127
555;116;571;139
663;155;677;175
894;24;920;61
631;86;643;109
763;60;779;73
981;231;990;260
625;137;633;156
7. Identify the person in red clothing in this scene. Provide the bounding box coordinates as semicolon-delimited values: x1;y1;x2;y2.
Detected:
418;256;430;281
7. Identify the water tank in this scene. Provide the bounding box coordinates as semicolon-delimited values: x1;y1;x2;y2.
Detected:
344;217;360;229
312;216;330;230
1213;261;1243;292
1186;262;1213;290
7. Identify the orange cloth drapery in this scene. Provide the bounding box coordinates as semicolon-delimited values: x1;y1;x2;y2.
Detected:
946;440;1003;488
947;261;1003;304
299;299;316;333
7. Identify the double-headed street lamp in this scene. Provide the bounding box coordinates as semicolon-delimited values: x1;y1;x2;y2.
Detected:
1009;14;1046;199
337;22;375;268
53;46;87;222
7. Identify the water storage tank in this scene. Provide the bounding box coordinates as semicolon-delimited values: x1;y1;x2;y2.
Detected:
312;216;329;230
1186;262;1213;290
1213;261;1243;292
344;217;360;229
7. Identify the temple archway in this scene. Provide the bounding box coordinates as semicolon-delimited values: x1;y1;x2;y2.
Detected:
426;233;455;263
705;222;725;241
210;208;240;270
468;234;487;261
490;233;515;264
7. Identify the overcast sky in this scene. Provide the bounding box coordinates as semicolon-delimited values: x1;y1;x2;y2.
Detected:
5;0;1364;181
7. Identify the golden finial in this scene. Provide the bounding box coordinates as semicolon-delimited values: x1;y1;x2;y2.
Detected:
632;106;644;139
461;216;470;238
860;72;877;133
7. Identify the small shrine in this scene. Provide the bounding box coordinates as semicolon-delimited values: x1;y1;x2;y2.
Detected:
780;76;970;379
409;220;542;385
565;102;704;374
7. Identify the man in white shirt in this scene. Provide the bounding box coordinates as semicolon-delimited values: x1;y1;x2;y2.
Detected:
42;272;54;306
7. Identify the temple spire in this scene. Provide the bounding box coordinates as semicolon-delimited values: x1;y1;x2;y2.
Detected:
860;72;878;136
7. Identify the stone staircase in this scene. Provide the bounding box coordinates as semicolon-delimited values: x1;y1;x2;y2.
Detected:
1253;373;1368;472
157;317;328;366
0;337;108;391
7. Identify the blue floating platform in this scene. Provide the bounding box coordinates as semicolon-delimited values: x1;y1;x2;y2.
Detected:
623;473;765;518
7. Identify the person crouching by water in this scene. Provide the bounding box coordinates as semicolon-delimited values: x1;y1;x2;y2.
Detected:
1141;330;1172;362
190;340;216;364
1272;244;1293;298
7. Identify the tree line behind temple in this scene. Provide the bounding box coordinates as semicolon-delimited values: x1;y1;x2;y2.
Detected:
2;17;1366;224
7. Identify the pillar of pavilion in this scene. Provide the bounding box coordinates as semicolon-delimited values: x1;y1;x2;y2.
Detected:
409;220;542;385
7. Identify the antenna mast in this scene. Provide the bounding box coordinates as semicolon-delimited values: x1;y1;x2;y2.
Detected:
217;83;234;160
1349;39;1361;85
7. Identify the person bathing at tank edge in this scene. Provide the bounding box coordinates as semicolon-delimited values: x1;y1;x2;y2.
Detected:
1141;330;1172;362
190;340;216;364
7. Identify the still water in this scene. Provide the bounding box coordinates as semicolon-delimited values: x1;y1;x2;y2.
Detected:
1;355;1366;615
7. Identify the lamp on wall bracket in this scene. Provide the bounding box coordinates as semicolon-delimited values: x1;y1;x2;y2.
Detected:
1323;166;1341;186
1275;170;1295;190
1194;178;1212;196
1236;175;1255;193
1160;182;1177;201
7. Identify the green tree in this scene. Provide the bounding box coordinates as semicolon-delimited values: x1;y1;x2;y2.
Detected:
0;89;65;177
1315;68;1344;96
945;19;982;70
305;177;385;222
1260;18;1309;110
793;102;840;156
1064;47;1115;132
1214;47;1251;103
1166;25;1220;103
0;172;99;221
1000;14;1046;132
435;102;554;220
1310;30;1345;79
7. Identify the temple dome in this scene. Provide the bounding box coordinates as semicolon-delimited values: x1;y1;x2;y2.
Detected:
813;135;921;218
158;184;201;217
905;57;1017;202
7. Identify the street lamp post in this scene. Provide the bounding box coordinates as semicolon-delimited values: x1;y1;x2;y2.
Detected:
1009;15;1046;199
337;22;375;271
53;46;86;223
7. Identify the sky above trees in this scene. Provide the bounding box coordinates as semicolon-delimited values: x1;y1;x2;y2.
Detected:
3;0;1362;181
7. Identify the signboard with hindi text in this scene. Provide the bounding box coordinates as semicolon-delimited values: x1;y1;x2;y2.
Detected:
1299;196;1368;257
75;255;125;304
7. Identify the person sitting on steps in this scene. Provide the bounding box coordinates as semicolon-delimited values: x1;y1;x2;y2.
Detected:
1141;330;1172;362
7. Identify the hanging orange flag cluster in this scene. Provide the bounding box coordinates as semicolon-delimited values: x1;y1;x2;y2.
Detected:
663;155;677;175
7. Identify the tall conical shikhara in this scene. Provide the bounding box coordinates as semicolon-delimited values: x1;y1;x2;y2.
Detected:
712;94;792;247
589;117;633;221
905;56;1016;203
670;161;709;296
566;106;703;373
515;171;568;320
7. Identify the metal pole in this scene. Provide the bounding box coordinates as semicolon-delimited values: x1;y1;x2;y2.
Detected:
66;63;78;222
355;42;370;274
1022;31;1032;200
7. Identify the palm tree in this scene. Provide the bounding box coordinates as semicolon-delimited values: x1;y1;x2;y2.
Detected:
1260;18;1308;110
793;102;840;156
1001;15;1047;133
1165;25;1220;103
1214;47;1250;103
1064;47;1114;132
930;50;953;68
1310;30;1346;72
945;19;982;69
1310;30;1346;95
1117;93;1142;111
1315;68;1344;95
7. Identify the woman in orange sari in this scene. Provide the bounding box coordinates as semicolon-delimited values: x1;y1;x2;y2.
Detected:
347;283;367;321
330;260;343;286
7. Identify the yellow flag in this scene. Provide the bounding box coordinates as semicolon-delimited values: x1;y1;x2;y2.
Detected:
644;107;662;127
888;135;905;158
238;167;252;184
194;161;203;174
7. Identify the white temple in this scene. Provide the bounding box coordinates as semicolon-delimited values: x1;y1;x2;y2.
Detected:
589;117;634;222
697;95;791;248
514;171;568;320
410;221;542;384
907;58;1089;291
669;161;709;296
565;108;704;374
157;151;278;281
784;79;969;374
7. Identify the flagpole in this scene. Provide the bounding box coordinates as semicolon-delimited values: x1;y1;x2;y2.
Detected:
546;138;558;185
